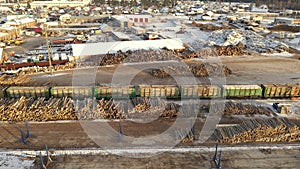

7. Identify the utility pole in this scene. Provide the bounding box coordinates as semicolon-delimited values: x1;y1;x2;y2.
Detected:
45;26;53;75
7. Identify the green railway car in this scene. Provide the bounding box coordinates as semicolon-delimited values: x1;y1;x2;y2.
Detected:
180;85;221;98
138;85;179;98
6;86;50;99
222;85;262;98
94;85;136;99
50;86;94;98
262;84;299;98
0;87;7;98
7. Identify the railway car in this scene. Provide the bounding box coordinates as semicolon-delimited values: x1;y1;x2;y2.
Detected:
138;85;179;98
222;85;262;98
261;84;300;98
0;87;7;98
6;86;50;99
1;83;299;100
180;85;221;98
94;85;136;99
50;86;94;98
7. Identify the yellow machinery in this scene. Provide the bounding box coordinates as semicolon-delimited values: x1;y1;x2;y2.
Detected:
4;39;23;45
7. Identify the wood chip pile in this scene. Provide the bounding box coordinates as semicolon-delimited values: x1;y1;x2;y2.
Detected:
211;118;300;143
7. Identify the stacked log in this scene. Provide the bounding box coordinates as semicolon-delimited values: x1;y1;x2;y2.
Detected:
18;63;75;75
151;61;232;78
127;98;179;119
0;97;128;121
210;117;300;143
0;74;33;85
0;97;76;121
191;21;230;31
98;49;180;66
76;98;126;119
214;45;245;56
224;102;275;116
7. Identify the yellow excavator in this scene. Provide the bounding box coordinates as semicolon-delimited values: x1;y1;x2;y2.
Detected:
4;39;23;46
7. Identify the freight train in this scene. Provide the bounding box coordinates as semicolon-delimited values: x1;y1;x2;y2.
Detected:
0;84;299;100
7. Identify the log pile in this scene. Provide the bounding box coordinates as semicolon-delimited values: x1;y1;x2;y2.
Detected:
0;97;181;121
210;118;300;143
214;45;245;56
99;49;180;66
76;98;126;119
83;49;233;76
18;63;76;75
191;21;230;31
0;97;128;121
175;128;195;143
224;102;275;116
151;61;232;78
86;49;218;67
0;74;33;85
127;98;179;119
0;97;76;121
97;99;126;119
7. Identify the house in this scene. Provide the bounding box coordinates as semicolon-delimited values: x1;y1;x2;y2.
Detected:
252;4;269;13
131;26;146;35
144;32;159;40
59;14;72;23
99;24;112;33
125;15;151;24
0;26;19;40
111;16;133;28
3;18;35;30
272;31;296;39
111;31;131;41
275;17;300;25
252;16;263;23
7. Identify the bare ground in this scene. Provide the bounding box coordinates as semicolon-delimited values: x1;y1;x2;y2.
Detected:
29;54;300;86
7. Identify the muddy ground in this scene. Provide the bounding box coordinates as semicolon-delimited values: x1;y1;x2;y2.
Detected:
29;146;300;169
